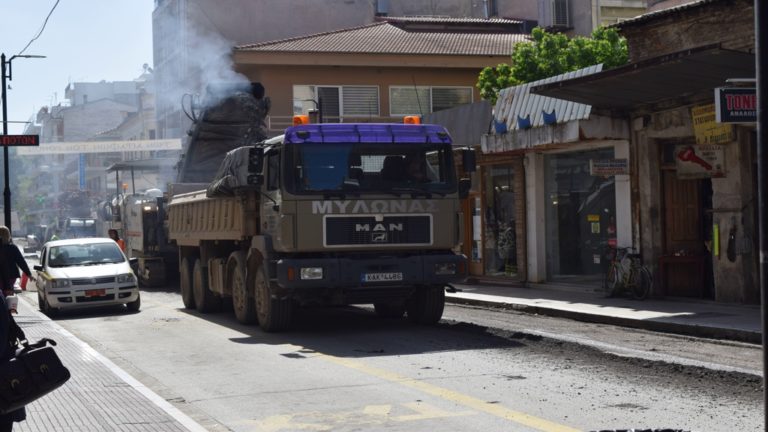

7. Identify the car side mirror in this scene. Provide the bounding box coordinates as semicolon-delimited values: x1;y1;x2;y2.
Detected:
34;265;43;271
458;178;471;199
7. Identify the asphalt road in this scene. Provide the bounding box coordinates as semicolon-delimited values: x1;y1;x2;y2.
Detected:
21;286;762;432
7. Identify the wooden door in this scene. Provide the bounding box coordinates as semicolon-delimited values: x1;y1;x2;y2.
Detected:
662;170;704;297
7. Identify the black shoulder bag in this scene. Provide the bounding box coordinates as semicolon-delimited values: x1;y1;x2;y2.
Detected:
0;288;71;414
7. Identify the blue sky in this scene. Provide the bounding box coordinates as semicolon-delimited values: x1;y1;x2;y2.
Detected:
1;1;154;134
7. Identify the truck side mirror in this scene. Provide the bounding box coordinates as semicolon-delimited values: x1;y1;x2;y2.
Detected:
462;149;476;173
458;178;471;199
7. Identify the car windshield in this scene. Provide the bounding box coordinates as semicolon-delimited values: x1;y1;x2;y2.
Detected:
48;242;125;267
284;143;457;196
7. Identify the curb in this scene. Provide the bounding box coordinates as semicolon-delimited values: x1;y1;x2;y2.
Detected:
445;296;762;344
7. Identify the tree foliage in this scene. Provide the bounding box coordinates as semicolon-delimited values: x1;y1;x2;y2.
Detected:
477;27;628;104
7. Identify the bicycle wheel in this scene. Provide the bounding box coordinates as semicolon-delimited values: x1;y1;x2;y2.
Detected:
631;266;652;300
603;263;620;297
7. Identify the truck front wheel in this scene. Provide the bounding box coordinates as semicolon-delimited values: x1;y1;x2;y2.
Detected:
180;257;195;309
254;265;291;332
230;252;256;324
193;259;221;313
406;286;445;324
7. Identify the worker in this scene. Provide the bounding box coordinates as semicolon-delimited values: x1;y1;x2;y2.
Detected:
108;229;126;252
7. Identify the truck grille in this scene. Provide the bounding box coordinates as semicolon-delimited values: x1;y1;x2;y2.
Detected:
325;215;431;246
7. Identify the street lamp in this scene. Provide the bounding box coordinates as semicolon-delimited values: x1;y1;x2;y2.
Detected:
1;53;46;231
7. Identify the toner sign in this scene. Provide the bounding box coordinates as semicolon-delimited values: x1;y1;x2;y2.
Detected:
715;87;756;124
0;134;39;146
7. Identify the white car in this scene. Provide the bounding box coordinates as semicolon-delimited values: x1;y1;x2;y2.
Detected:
33;238;140;315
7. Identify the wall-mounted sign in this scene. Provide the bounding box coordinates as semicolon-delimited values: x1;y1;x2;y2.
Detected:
691;104;733;145
675;144;725;179
0;134;39;146
589;159;629;176
715;87;756;123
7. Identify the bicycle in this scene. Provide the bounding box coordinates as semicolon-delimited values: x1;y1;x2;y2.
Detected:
603;246;652;300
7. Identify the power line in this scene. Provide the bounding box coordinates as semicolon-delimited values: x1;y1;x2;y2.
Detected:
17;0;62;56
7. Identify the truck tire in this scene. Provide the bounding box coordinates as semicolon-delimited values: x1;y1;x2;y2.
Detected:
374;302;406;319
229;252;256;324
180;257;195;309
406;286;445;324
254;265;291;332
193;259;221;313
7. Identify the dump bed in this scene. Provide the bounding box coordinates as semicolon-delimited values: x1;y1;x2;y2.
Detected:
167;189;259;246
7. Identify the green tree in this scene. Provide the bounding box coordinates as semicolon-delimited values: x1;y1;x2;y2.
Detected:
477;27;628;104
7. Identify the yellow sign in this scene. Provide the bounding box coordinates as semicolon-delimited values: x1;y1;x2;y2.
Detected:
587;214;600;222
691;104;733;145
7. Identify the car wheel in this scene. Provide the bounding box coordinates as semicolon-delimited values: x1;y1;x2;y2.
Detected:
38;290;47;313
126;292;141;312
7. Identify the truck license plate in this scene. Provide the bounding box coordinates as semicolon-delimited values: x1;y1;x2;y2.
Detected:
362;272;403;282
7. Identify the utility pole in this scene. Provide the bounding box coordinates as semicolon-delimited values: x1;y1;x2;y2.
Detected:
2;53;11;229
1;53;45;231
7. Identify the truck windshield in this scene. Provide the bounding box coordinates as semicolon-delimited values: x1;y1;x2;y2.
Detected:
285;143;457;195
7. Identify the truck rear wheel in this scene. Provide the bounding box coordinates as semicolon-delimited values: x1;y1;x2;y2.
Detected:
193;259;221;313
230;252;256;324
406;286;445;324
254;265;291;332
180;257;195;309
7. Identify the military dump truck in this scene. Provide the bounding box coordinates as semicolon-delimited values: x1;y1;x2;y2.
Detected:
167;121;473;332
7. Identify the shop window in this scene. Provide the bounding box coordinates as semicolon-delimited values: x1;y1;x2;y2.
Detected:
544;148;616;282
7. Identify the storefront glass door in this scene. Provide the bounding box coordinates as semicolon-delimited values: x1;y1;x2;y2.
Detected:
544;149;616;284
484;165;517;277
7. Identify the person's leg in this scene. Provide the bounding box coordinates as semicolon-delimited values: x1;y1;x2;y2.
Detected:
0;416;14;432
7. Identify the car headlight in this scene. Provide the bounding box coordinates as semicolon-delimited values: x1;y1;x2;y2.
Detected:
300;267;323;280
434;263;457;275
117;273;136;283
51;279;71;288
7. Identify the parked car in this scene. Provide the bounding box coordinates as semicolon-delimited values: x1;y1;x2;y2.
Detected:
33;238;140;315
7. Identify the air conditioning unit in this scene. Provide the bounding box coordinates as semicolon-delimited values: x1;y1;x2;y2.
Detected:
538;0;571;28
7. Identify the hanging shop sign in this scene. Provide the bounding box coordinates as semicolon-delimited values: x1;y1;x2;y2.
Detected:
715;87;756;123
675;144;725;179
589;159;628;176
691;104;733;145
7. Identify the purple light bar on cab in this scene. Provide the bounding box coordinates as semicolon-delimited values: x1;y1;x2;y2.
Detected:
283;123;452;144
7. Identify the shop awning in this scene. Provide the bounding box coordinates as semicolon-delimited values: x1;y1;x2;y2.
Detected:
531;45;755;109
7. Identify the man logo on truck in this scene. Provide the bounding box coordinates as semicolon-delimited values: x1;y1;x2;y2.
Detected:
354;223;404;232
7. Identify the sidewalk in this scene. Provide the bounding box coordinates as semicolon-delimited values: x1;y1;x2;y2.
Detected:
11;294;207;432
446;281;762;344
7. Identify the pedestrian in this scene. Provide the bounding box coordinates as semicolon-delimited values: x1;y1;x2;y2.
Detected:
49;229;60;242
108;229;126;252
0;226;36;299
0;279;26;430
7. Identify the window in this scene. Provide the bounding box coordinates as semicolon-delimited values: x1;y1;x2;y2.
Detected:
389;86;473;116
293;85;379;120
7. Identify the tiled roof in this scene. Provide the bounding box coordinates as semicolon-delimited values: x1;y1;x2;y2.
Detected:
236;22;529;56
379;16;524;25
612;0;717;28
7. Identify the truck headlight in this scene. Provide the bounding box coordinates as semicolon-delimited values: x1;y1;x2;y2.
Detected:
117;273;136;283
434;263;457;275
300;267;323;280
51;279;71;288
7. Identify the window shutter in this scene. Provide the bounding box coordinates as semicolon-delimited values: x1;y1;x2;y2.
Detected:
342;86;379;116
431;88;473;113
